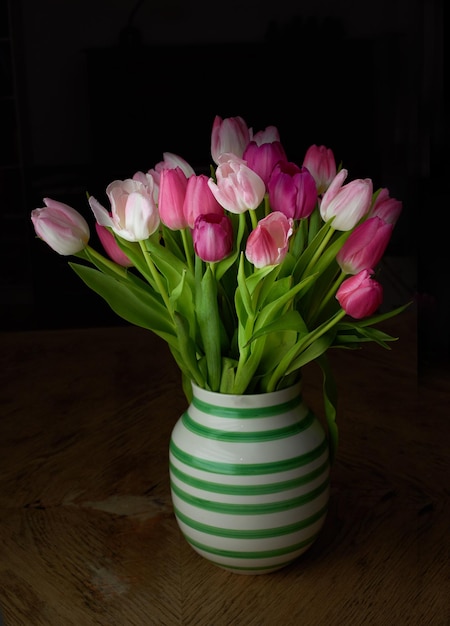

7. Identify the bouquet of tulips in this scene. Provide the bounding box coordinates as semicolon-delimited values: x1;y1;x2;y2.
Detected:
31;115;408;461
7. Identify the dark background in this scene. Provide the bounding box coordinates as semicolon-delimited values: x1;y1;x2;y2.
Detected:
1;0;446;368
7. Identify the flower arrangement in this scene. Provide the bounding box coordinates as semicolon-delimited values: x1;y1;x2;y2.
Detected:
31;115;408;461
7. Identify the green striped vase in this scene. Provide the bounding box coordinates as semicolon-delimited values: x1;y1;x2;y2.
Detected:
169;382;330;574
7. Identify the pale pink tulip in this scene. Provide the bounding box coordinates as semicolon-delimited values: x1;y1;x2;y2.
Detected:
245;211;294;268
31;198;90;255
89;179;159;242
320;169;373;230
211;115;252;165
208;154;266;214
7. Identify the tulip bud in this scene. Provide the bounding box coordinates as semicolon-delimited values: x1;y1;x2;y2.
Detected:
336;216;393;275
211;115;252;165
369;188;402;225
243;140;287;186
320;169;373;231
95;223;133;267
302;144;337;195
245;211;294;268
90;179;160;242
31;197;90;255
208;154;266;214
192;213;233;262
158;167;189;230
183;174;224;229
336;269;383;319
268;162;317;220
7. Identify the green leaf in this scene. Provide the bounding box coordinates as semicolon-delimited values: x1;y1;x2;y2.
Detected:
69;263;177;345
316;354;339;465
196;265;222;391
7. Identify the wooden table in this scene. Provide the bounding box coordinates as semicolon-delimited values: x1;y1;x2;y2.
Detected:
1;311;448;625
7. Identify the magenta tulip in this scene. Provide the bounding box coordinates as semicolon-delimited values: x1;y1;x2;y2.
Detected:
245;211;294;268
369;188;402;225
243;140;287;186
268;162;317;220
336;216;394;275
158;167;189;230
336;269;383;319
192;213;233;262
302;144;337;195
31;198;90;255
211;115;252;165
95;223;133;267
183;174;224;229
208;154;266;214
320;169;373;231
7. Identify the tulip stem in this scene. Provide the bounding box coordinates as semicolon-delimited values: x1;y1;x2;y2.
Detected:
139;241;173;316
302;223;335;278
82;245;128;279
308;269;347;324
249;209;258;230
181;228;194;273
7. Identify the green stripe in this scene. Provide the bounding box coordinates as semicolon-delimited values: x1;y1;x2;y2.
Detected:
171;477;329;515
181;409;315;442
170;460;329;495
184;533;319;560
191;394;302;418
169;437;329;476
174;503;328;539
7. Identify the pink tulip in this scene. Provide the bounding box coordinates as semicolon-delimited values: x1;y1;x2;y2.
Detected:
252;125;281;145
158;167;189;230
89;179;159;242
245;211;294;268
243;140;287;186
31;197;90;255
268;162;317;220
336;269;383;319
147;152;195;187
211;115;252;165
183;174;224;229
336;216;393;275
95;223;133;267
320;169;373;231
208;154;266;214
369;188;402;225
302;144;337;195
132;170;158;203
192;213;233;262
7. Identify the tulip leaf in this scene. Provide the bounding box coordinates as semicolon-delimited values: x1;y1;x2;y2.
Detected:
69;263;178;345
196;265;222;391
316;354;339;465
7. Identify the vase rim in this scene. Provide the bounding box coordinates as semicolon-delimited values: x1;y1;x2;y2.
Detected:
190;381;302;403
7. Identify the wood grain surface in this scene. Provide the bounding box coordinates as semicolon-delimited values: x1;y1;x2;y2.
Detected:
0;311;448;625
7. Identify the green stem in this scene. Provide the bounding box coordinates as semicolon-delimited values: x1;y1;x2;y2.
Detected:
302;223;335;278
267;309;347;392
81;245;129;278
181;228;194;273
138;241;173;317
249;209;258;230
308;269;347;324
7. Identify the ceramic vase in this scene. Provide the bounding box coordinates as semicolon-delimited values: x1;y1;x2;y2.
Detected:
169;381;330;574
